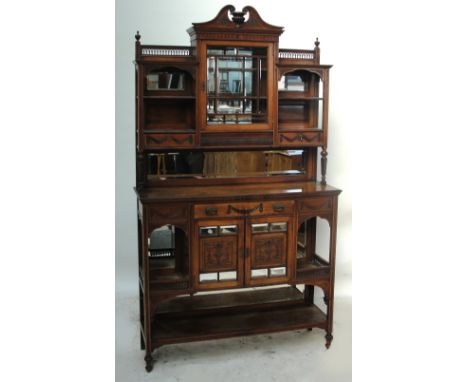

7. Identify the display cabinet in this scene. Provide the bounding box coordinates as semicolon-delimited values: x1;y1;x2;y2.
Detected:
134;5;341;372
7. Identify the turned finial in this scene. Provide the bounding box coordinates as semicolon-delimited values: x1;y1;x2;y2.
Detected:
135;31;141;41
315;37;320;47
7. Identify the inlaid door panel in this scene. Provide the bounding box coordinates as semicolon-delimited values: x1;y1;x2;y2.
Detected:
250;232;287;268
193;219;244;290
245;216;294;286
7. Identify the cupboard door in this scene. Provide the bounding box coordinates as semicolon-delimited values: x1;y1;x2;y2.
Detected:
193;219;245;290
201;42;275;132
245;216;294;286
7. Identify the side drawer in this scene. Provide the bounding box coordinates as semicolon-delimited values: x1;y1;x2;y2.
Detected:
278;131;322;146
193;200;294;219
146;203;190;223
298;197;332;214
144;133;195;149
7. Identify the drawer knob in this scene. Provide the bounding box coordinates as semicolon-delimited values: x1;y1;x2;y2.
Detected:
205;207;218;216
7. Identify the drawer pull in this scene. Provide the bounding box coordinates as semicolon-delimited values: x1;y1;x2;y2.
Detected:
272;204;285;212
148;135;193;145
280;133;318;143
205;207;218;216
227;203;263;215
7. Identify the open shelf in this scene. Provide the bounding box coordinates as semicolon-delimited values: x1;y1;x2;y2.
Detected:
152;286;326;345
156;286;303;317
296;254;330;280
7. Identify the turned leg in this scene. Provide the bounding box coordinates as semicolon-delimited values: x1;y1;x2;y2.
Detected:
325;332;333;349
145;352;154;372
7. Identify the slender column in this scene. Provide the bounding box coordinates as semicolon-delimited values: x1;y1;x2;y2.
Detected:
320;146;328;184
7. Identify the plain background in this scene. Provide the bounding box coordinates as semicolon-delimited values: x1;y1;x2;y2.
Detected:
1;0;468;381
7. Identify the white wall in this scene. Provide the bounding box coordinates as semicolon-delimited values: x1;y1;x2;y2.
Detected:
116;0;353;297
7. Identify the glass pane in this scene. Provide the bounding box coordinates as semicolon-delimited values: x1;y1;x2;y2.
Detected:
147;71;185;91
252;223;269;233
200;226;218;236
270;222;288;232
199;273;218;282
217;71;243;94
269;267;286;277
207;58;216;94
244;71;253;96
251;269;268;278
216;99;243;114
278;74;305;92
147;150;305;179
219;271;237;280
297;221;307;259
218;58;243;69
219;225;238;235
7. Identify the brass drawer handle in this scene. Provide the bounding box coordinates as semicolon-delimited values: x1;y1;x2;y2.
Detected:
205;207;218;216
227;203;263;215
280;133;318;143
272;204;285;212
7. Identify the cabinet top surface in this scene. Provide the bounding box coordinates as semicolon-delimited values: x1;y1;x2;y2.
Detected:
136;181;341;203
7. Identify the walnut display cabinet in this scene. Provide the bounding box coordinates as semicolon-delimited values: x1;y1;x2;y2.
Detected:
133;5;341;372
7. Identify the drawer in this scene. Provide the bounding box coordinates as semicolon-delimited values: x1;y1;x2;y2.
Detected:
298;197;332;214
144;133;195;149
278;131;322;146
146;203;190;223
194;200;294;219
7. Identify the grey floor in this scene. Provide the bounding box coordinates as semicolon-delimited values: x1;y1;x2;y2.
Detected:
116;288;351;382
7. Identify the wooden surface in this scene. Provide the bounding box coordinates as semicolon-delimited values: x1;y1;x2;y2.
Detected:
137;180;340;202
155;286;304;316
152;291;326;346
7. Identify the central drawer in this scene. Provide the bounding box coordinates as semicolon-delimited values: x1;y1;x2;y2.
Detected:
193;200;294;219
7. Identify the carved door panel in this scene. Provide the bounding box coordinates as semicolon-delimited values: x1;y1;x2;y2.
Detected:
193;219;245;290
245;216;294;286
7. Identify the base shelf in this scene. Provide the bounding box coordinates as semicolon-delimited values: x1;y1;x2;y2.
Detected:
151;286;326;346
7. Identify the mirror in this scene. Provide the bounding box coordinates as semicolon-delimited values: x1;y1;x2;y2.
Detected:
147;150;305;179
278;74;306;92
146;71;185;91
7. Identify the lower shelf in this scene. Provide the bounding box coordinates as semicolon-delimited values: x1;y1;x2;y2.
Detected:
151;287;327;346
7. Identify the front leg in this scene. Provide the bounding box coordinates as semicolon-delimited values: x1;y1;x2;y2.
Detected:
145;352;154;372
325;332;333;349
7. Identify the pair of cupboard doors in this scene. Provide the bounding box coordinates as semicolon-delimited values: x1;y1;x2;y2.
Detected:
192;199;296;290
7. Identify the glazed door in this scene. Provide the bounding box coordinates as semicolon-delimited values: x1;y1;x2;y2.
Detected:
193;219;245;290
200;41;275;131
245;216;294;286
